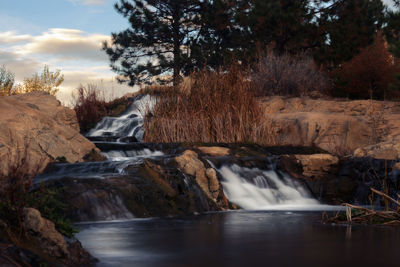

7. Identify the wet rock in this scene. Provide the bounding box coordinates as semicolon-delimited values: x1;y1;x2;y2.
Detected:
175;150;226;203
41;158;228;222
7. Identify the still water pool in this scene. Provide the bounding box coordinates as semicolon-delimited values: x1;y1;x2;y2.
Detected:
77;210;400;267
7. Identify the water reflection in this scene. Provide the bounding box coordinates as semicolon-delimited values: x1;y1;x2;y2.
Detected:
77;211;400;267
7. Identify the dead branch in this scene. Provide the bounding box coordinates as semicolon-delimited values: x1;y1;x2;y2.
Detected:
370;187;400;206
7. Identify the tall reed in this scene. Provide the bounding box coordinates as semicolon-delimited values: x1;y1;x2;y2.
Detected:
144;66;274;144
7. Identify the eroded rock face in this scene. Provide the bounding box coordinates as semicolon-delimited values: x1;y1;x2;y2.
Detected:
261;96;400;158
175;150;228;206
0;92;98;175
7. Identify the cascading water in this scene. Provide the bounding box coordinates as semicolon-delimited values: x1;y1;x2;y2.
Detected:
211;161;330;210
87;94;155;142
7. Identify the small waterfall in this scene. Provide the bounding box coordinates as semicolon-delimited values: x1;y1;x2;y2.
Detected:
87;95;155;142
36;148;164;182
215;163;327;210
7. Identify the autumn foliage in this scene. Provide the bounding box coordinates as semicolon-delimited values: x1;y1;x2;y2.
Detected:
332;33;400;100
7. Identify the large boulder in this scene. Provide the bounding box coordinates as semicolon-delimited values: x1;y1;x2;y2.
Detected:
0;92;99;175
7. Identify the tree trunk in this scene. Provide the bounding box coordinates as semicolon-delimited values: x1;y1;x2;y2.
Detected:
172;4;181;87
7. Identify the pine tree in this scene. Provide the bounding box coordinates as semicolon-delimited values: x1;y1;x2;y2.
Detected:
236;0;317;56
103;0;205;86
314;0;385;68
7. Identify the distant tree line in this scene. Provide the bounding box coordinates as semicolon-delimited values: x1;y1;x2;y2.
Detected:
104;1;400;96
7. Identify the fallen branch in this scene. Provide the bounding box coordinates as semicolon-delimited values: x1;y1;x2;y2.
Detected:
323;188;400;226
370;187;400;206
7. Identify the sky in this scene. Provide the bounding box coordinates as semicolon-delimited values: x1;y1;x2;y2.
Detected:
0;0;395;104
0;0;134;104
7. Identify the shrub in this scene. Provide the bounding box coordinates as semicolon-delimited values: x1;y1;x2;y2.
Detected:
331;33;400;100
0;65;15;96
144;65;269;143
72;83;107;133
16;65;64;96
251;53;329;97
0;150;77;242
72;83;135;133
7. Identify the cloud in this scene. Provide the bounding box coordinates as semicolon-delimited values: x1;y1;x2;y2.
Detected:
0;31;32;44
58;70;138;105
0;50;41;80
20;28;109;62
0;28;134;104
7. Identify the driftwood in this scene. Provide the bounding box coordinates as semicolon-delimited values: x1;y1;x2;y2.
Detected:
323;188;400;225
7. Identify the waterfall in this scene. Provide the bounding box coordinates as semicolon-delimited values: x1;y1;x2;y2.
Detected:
214;163;330;210
87;95;155;142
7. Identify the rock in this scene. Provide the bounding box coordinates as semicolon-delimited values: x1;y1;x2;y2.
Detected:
354;141;400;160
41;158;227;221
175;150;215;200
22;208;95;266
23;208;69;258
206;168;220;199
0;92;99;175
260;96;400;156
175;150;229;209
294;154;339;179
197;146;230;156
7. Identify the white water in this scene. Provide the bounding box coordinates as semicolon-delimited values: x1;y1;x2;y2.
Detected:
215;164;333;211
103;149;164;162
87;95;155;141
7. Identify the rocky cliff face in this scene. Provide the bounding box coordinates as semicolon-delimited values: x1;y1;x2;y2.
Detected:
261;97;400;159
0;92;99;175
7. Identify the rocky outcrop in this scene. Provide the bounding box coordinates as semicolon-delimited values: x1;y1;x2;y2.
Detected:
40;157;229;222
354;141;400;160
23;208;69;259
175;150;228;205
0;92;99;175
17;208;94;266
261;96;400;158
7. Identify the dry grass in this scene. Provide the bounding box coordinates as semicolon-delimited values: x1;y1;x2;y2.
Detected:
143;66;276;144
72;83;134;133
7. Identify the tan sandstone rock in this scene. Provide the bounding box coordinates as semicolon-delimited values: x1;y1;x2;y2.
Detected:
175;150;221;201
0;92;98;175
260;96;400;158
294;154;339;179
197;146;230;157
354;141;400;160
